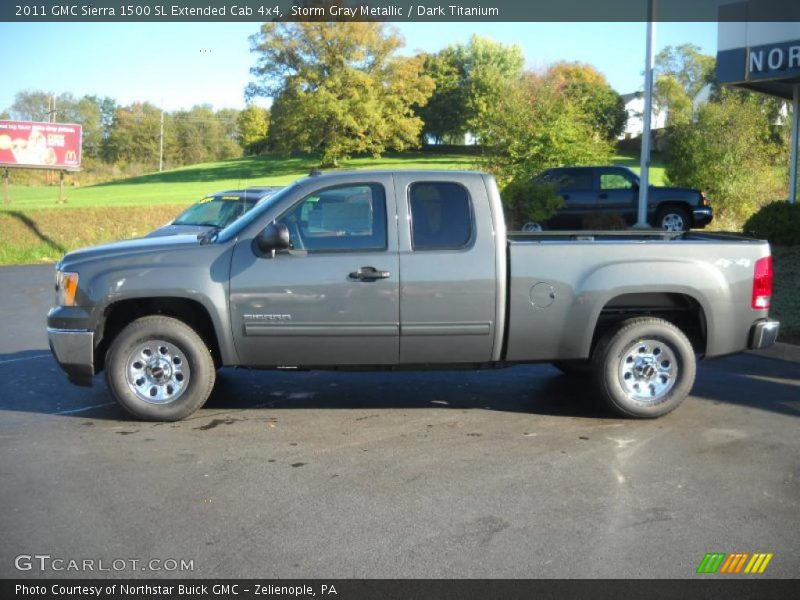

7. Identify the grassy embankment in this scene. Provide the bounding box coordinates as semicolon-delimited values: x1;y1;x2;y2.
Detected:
0;152;475;264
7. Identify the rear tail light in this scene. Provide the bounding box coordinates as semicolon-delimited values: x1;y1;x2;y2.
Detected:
752;256;773;310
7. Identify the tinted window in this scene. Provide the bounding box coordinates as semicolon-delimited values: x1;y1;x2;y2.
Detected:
409;182;472;250
600;171;635;190
552;169;593;191
278;184;387;252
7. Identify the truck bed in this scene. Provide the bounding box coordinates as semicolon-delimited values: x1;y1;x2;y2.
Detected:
504;230;771;362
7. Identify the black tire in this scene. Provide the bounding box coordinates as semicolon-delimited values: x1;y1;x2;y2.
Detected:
592;317;696;418
552;360;592;375
105;316;216;421
656;206;691;231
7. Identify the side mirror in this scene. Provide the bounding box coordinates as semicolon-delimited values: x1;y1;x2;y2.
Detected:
255;222;290;256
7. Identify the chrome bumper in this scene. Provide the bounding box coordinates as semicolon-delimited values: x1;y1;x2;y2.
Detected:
749;319;780;350
47;327;94;386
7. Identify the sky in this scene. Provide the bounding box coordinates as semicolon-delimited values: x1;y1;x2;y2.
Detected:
0;21;718;113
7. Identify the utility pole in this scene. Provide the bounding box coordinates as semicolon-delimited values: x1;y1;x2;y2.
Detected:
790;84;799;204
159;108;164;172
635;0;656;229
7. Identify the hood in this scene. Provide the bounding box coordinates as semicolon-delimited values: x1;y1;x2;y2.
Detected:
145;224;216;238
58;234;202;270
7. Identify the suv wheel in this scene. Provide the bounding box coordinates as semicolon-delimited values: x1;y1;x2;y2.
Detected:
105;316;216;421
657;207;690;231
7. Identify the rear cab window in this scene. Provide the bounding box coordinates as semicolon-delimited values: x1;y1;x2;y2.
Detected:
409;182;473;250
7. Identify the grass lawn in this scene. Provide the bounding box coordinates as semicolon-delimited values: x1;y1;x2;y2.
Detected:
2;152;478;211
0;151;477;264
611;151;667;186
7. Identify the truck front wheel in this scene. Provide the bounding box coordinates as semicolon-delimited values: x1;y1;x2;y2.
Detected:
592;318;696;418
105;316;216;421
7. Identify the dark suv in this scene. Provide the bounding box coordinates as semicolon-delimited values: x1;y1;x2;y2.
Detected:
536;166;713;231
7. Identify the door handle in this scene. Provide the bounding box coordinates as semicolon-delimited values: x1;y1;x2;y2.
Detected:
349;266;391;281
599;193;608;199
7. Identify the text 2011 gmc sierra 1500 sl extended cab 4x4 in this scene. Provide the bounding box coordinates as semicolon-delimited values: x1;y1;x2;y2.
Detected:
47;170;779;421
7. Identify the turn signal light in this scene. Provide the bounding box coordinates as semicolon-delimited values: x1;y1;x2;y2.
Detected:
56;270;80;306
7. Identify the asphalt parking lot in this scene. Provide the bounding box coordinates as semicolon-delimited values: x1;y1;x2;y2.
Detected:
0;264;798;579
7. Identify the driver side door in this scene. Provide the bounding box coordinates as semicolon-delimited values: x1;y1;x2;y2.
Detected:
228;177;400;367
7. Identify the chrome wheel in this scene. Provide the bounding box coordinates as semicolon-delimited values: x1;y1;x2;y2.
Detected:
125;340;190;404
617;338;677;403
661;213;686;231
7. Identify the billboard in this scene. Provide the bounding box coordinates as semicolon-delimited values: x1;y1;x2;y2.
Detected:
0;120;82;171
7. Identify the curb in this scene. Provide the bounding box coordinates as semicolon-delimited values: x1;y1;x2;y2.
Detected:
748;342;800;364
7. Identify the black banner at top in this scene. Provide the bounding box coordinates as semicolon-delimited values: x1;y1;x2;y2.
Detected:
2;0;800;22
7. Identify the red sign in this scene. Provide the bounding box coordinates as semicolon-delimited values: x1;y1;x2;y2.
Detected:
0;120;82;171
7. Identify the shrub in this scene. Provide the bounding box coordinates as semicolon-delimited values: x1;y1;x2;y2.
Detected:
501;178;563;230
743;201;800;246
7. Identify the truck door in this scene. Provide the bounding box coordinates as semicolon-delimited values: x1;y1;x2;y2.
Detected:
228;177;399;366
394;174;497;364
597;168;639;225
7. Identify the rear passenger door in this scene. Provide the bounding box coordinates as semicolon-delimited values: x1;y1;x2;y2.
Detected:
394;175;497;364
548;169;597;229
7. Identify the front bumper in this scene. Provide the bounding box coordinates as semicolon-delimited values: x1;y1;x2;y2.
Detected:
748;319;780;350
48;327;94;387
692;206;714;227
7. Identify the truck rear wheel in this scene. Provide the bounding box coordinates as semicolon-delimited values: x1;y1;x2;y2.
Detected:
592;317;695;418
105;316;216;421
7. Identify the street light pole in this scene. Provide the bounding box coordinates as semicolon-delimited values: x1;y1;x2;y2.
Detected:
790;84;799;205
635;0;656;228
159;108;164;172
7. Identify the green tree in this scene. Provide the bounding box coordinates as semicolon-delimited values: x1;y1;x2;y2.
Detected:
237;105;270;154
544;62;627;140
654;44;716;126
477;74;613;228
105;102;162;167
418;35;524;144
168;105;241;166
247;21;434;166
665;92;785;226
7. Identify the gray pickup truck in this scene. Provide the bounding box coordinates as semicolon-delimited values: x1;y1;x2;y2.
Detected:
47;170;779;421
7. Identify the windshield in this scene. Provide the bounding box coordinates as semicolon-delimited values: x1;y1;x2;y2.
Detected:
173;196;252;228
218;183;300;242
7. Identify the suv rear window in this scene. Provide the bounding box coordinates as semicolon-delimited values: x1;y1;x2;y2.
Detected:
409;182;472;250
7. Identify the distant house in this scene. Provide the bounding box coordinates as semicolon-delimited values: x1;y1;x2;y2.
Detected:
619;92;667;139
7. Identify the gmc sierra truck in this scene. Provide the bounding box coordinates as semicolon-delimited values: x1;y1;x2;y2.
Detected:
47;170;779;421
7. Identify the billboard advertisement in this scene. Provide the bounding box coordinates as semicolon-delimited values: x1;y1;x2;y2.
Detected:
0;120;82;171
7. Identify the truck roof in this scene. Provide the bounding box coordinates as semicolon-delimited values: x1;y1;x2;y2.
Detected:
294;169;489;187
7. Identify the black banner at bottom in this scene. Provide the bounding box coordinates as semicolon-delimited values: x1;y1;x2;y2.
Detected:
2;579;799;600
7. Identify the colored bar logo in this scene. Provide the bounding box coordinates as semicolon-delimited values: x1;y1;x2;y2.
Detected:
696;552;773;574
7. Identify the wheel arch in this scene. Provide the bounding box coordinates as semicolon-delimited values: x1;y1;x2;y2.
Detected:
584;291;709;358
94;296;229;373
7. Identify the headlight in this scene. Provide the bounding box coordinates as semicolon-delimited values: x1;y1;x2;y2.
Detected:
55;270;79;306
